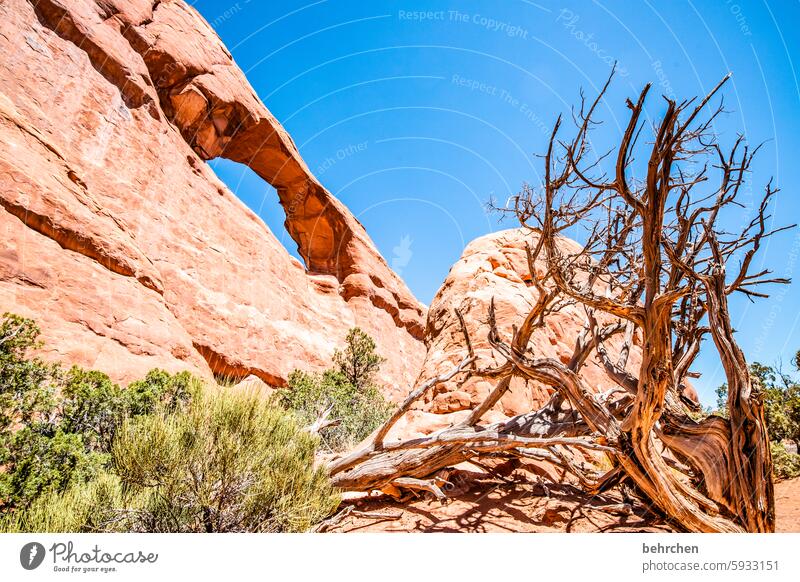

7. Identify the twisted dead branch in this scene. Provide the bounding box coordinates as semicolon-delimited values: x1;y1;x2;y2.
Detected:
323;70;791;533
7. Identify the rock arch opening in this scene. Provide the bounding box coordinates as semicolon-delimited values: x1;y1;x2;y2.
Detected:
207;158;302;264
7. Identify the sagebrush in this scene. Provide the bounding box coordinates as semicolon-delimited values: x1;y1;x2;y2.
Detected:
0;313;339;532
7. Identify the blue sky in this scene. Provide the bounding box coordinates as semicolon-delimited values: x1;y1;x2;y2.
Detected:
190;0;800;406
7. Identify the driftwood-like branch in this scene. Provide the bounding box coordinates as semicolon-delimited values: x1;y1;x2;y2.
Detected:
371;355;476;448
306;404;341;434
312;506;403;532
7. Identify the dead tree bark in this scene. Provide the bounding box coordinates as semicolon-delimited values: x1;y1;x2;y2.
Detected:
324;70;791;533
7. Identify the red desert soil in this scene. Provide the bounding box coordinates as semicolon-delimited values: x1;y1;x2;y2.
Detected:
775;477;800;533
329;473;800;533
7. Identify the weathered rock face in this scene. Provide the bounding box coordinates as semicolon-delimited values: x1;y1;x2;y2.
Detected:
402;228;647;434
0;0;425;394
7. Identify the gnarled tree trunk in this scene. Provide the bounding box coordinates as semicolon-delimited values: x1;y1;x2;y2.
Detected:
323;72;788;533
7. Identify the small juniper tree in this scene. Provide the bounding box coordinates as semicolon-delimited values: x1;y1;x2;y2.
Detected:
281;328;392;451
333;328;385;390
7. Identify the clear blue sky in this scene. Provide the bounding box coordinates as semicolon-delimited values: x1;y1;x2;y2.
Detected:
190;0;800;406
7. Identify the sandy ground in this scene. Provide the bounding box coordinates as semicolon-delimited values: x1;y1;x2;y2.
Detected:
775;477;800;532
328;471;800;533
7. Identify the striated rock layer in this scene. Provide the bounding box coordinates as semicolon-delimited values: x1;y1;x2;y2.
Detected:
0;0;425;394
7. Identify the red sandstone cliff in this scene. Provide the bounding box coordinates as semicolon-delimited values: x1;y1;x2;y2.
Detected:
0;0;425;394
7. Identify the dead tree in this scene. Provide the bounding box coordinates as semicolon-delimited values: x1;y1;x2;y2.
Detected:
326;70;792;533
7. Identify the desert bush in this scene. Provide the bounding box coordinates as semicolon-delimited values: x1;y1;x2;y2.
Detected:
282;369;393;451
58;368;198;450
771;442;800;481
2;388;339;532
0;313;199;510
57;368;129;452
0;314;57;434
111;388;338;531
280;328;393;451
717;354;800;480
1;313;338;532
0;471;124;533
1;427;107;511
125;368;196;415
0;314;95;509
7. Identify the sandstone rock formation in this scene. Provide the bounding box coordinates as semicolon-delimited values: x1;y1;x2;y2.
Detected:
424;229;639;411
0;0;425;394
393;228;700;438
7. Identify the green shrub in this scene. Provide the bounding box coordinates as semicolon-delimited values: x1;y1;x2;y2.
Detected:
0;366;198;510
282;369;393;451
0;313;200;511
0;314;98;509
1;427;106;510
1;313;338;532
3;388;339;532
125;369;197;416
279;328;393;451
771;442;800;481
333;328;384;389
57;368;199;451
0;472;124;533
58;368;128;452
0;314;57;435
118;387;339;531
